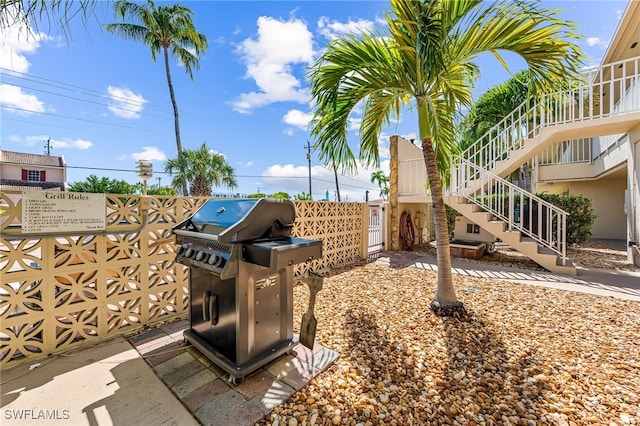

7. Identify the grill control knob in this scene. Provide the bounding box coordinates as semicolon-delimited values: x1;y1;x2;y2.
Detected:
195;251;206;261
217;257;226;268
184;247;194;258
177;244;188;255
207;254;218;265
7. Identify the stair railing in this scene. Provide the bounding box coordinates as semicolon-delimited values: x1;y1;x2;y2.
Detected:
458;56;640;178
451;158;569;264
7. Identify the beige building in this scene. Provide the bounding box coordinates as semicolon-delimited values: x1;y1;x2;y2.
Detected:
395;1;640;270
0;150;67;191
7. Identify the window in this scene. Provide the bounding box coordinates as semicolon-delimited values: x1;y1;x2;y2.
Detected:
27;170;41;182
22;169;46;182
466;224;480;234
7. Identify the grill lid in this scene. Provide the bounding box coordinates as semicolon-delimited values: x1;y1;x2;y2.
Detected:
173;198;296;244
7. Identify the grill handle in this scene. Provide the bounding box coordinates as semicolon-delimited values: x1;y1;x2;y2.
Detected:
202;292;219;325
209;294;218;326
203;291;210;321
174;229;219;242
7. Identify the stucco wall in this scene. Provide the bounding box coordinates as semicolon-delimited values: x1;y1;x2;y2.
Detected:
569;177;627;239
0;163;65;182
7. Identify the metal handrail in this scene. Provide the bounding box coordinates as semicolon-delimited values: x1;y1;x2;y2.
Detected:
451;159;568;263
458;56;640;176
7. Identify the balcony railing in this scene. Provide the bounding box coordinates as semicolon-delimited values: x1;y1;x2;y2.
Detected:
538;138;592;165
458;55;640;177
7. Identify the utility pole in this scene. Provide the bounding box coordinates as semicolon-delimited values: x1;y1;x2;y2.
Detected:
305;141;312;200
44;137;51;155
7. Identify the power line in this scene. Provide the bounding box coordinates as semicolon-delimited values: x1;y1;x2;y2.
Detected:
7;82;174;120
0;68;200;125
1;105;169;134
0;68;173;114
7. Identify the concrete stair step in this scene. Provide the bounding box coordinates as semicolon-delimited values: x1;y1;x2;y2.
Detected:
444;195;577;275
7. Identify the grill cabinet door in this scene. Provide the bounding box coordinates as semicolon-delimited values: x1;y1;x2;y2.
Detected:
189;268;237;362
189;267;213;343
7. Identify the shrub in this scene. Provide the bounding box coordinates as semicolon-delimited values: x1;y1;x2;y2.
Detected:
538;193;597;244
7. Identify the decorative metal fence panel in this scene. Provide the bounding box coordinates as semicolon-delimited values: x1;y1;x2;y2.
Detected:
367;203;385;256
0;193;367;368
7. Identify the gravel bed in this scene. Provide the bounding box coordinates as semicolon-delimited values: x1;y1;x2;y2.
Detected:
258;263;640;426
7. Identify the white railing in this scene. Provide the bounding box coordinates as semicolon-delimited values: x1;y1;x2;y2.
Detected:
451;159;568;263
538;138;592;165
459;56;640;175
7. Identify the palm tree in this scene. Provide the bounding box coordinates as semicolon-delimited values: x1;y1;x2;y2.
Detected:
164;142;238;197
308;0;583;316
370;170;389;200
105;0;207;196
0;1;99;35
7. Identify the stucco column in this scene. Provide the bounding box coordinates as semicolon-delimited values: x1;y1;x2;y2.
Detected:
389;135;399;251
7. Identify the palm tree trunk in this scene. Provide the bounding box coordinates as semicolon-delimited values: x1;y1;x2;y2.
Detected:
163;46;188;196
333;167;341;202
421;137;466;317
389;136;399;251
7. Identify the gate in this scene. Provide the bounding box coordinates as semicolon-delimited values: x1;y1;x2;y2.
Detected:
368;203;385;256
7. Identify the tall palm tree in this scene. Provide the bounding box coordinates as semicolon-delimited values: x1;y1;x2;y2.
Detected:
370;170;389;200
308;0;583;316
164;142;238;197
105;0;207;196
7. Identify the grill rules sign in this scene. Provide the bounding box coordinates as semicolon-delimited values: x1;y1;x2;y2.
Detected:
21;191;106;233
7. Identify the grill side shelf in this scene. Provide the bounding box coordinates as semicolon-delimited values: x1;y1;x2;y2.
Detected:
242;237;323;269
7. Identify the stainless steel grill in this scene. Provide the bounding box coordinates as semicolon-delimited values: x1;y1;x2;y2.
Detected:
173;198;322;382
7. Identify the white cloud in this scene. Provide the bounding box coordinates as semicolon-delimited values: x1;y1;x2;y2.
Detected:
0;15;55;73
106;86;147;119
230;16;315;114
317;16;375;39
0;83;45;114
585;36;606;48
237;160;254;168
262;163;325;195
19;135;92;150
282;109;313;130
131;146;167;162
348;116;362;132
262;157;390;202
51;138;92;150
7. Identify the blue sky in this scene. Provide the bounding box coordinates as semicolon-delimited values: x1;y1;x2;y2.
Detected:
0;0;629;201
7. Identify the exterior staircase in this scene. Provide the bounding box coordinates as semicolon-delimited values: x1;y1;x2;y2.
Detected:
443;195;576;275
443;56;640;275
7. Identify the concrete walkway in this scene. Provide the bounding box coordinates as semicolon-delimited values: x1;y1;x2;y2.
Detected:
1;336;199;426
1;256;638;426
1;320;338;426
